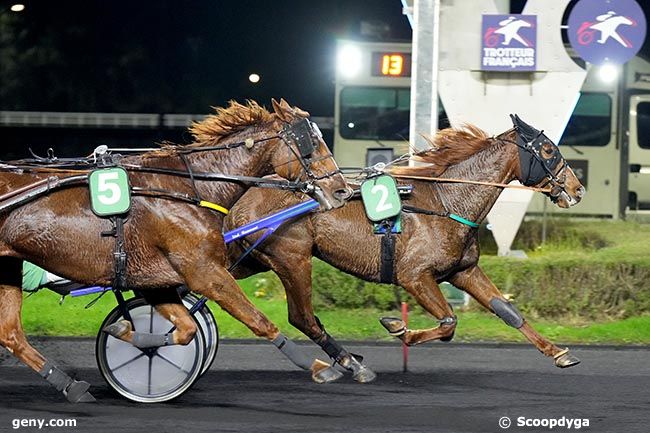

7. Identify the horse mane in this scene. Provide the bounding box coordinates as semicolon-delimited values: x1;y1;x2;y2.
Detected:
189;99;308;144
144;99;308;157
388;124;492;177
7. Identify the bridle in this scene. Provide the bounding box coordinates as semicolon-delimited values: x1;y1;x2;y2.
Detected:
277;118;341;183
496;115;571;202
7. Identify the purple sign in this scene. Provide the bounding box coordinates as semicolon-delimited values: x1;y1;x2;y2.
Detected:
568;0;647;65
481;14;537;71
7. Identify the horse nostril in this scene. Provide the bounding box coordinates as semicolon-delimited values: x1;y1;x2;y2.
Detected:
334;188;352;201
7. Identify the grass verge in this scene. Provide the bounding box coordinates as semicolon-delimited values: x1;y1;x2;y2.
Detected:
20;280;650;345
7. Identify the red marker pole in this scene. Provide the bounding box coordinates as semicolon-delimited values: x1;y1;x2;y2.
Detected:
401;302;409;373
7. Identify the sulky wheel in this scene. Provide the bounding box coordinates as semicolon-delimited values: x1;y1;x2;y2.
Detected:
96;296;205;403
181;292;219;376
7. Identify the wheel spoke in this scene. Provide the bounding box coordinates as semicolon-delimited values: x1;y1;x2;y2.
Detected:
111;352;146;372
154;352;191;374
148;355;153;395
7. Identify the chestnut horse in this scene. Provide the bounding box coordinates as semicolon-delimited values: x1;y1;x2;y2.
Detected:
225;117;585;381
0;99;351;402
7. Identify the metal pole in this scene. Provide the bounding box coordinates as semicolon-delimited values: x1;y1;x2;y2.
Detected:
409;0;440;154
401;302;409;373
618;62;630;220
541;197;547;244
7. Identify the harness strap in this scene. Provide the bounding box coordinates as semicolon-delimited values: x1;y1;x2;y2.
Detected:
402;205;480;228
102;216;128;291
179;153;203;201
379;219;396;284
129;187;229;215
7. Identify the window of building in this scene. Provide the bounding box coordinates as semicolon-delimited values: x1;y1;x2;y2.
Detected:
560;93;612;147
636;102;650;149
339;87;411;141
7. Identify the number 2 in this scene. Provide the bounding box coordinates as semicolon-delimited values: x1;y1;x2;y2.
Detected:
371;184;393;213
97;172;121;205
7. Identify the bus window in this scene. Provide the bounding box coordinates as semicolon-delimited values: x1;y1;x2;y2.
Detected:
560;93;612;147
637;102;650;149
340;87;410;141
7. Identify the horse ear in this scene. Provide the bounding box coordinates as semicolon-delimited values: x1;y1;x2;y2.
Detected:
280;98;291;110
271;98;282;114
272;98;290;122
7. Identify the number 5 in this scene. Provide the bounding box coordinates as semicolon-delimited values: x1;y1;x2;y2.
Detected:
97;172;121;205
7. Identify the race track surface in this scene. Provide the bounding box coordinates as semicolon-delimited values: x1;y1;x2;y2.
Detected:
1;339;649;432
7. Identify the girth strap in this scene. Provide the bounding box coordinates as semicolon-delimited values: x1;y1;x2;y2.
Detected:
113;216;128;290
379;220;396;284
102;216;128;291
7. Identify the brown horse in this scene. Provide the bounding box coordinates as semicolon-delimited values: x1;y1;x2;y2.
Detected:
0;99;351;402
225;117;585;381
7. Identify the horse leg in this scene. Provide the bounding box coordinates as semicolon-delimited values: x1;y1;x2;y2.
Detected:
185;265;332;381
277;261;376;383
379;272;457;346
103;288;198;348
449;264;580;368
0;259;95;402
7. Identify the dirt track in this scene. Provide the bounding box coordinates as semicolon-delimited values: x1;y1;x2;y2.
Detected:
1;339;649;432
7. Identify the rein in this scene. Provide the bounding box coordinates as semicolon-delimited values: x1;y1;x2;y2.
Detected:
391;174;552;193
122;164;313;192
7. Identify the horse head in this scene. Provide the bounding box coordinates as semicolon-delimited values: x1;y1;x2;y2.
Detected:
508;114;585;208
269;99;352;210
190;99;351;210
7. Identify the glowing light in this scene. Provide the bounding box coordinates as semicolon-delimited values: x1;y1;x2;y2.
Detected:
248;73;260;84
337;45;362;79
347;122;355;128
10;4;25;12
598;63;619;83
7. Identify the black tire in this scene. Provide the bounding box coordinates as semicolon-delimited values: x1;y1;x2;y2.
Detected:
96;297;205;403
181;293;219;375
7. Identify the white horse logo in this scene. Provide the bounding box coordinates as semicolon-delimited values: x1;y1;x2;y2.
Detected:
494;16;533;47
589;11;634;47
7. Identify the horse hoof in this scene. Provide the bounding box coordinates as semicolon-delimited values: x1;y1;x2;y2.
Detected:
554;349;581;368
353;365;377;383
65;380;96;403
440;331;455;342
103;320;131;339
311;359;343;384
379;317;406;337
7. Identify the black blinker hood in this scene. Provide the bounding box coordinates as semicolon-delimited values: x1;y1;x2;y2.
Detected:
510;114;541;144
509;114;563;186
285;118;316;158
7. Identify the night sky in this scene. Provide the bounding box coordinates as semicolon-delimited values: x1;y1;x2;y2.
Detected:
0;0;648;117
0;0;411;116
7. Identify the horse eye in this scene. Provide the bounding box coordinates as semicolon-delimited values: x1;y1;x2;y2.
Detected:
542;142;554;155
